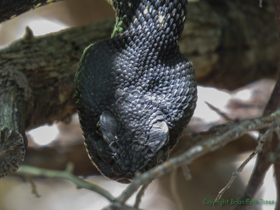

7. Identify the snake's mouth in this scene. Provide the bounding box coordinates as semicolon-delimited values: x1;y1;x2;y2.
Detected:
85;132;170;184
85;140;133;183
114;172;134;183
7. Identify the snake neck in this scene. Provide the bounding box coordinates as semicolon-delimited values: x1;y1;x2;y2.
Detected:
109;0;187;42
108;0;188;62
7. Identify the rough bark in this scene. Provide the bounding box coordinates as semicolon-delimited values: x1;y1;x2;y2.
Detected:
185;0;278;88
0;19;114;176
0;0;278;176
0;20;115;130
0;69;31;177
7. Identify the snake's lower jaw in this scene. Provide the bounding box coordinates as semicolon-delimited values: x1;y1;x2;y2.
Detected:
114;173;134;183
85;138;168;184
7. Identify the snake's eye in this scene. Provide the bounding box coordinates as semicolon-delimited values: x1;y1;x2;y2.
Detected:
148;121;169;153
100;110;118;144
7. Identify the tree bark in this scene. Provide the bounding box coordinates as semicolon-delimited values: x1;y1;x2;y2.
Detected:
0;69;31;177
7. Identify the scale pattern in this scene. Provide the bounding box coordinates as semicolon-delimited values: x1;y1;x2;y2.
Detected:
75;0;197;183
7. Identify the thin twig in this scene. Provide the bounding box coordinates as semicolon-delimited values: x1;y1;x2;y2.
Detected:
134;181;151;208
25;175;41;198
215;152;257;202
205;102;235;122
216;127;274;201
16;163;115;202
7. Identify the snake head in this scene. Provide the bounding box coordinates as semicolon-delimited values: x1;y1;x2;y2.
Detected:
84;99;171;183
75;39;196;183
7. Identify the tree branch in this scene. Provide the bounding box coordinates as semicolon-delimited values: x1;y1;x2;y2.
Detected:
216;127;275;202
16;163;115;202
1;19;115;131
0;69;31;177
0;19;114;176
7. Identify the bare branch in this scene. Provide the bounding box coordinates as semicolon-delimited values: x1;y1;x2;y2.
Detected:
25;175;41;198
16;163;115;202
216;127;274;201
205;102;235;122
134;182;151;208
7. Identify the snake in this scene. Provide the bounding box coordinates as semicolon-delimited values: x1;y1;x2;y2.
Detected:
75;0;197;183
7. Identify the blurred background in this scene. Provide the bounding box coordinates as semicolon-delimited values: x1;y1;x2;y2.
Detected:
0;0;277;209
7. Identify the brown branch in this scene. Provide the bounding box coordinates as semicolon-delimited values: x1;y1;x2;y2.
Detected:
0;19;114;177
0;0;62;23
1;19;115;131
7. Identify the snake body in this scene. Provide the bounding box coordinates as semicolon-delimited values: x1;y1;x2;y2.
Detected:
75;0;197;183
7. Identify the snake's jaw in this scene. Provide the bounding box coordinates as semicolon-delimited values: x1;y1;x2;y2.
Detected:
88;112;170;184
